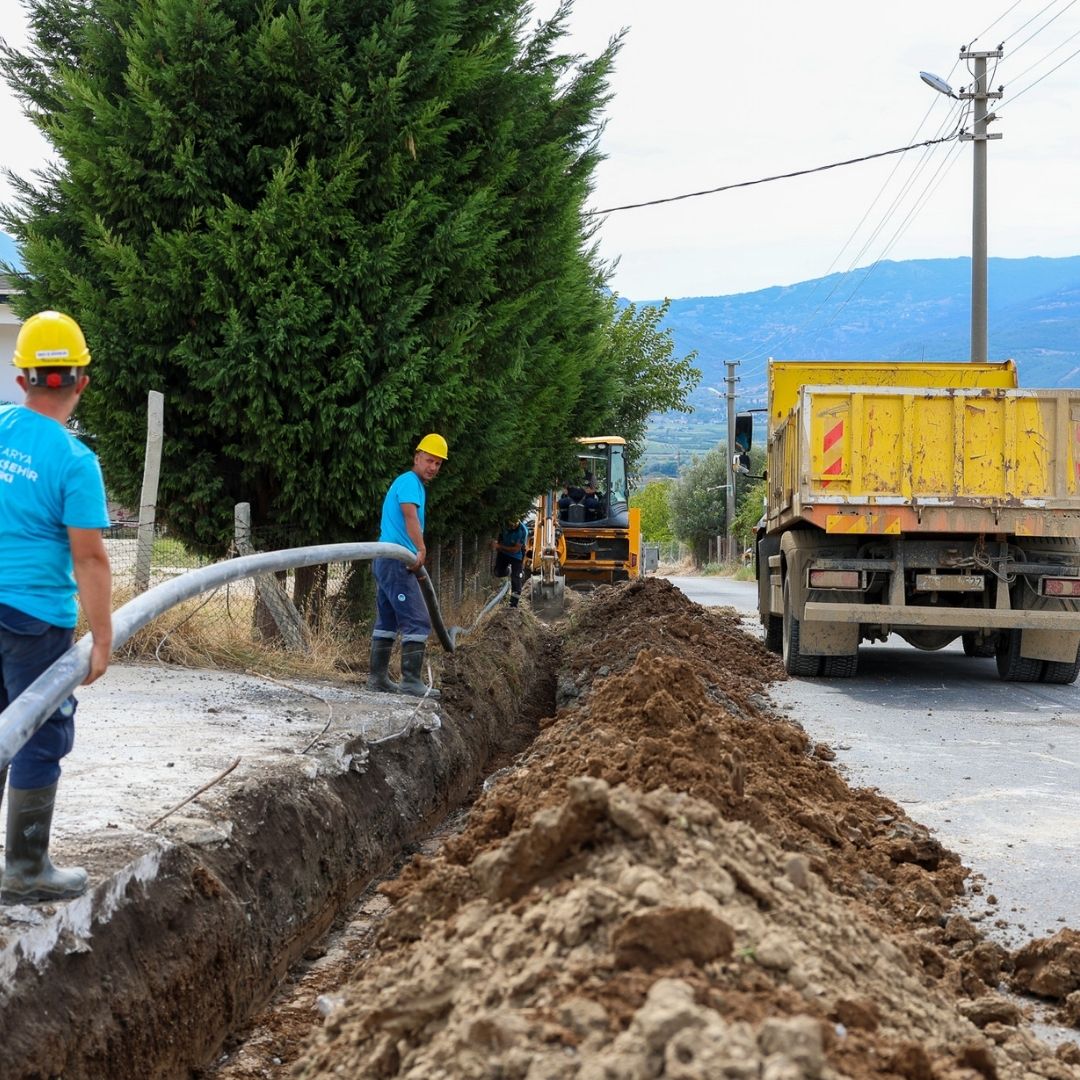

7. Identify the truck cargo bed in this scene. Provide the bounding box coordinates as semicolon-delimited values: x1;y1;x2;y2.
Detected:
768;383;1080;536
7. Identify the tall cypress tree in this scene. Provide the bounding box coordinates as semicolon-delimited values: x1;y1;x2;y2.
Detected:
3;1;694;549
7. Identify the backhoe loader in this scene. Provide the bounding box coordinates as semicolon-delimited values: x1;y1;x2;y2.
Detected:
525;437;643;614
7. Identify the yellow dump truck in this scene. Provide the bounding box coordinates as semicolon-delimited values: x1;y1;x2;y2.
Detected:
752;360;1080;682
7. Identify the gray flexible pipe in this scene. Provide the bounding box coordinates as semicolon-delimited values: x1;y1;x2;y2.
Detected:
415;566;462;651
0;542;451;773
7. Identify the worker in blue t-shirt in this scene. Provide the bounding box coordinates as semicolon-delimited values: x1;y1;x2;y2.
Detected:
0;311;112;905
492;518;528;608
368;433;448;697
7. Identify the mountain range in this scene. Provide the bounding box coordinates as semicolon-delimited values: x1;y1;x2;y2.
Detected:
653;255;1080;410
639;255;1080;473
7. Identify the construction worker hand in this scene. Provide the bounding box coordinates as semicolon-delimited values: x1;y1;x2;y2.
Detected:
490;540;498;551
410;550;426;572
84;639;111;685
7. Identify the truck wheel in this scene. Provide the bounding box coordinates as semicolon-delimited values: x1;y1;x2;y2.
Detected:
763;615;783;653
1041;645;1080;685
995;630;1044;682
822;651;859;678
962;633;996;658
782;577;822;677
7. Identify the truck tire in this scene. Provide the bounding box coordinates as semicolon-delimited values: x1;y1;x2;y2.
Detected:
763;615;783;653
782;577;822;677
1041;645;1080;685
822;652;859;678
995;629;1044;682
962;633;996;658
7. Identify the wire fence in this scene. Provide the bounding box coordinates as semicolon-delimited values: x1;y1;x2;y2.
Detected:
647;540;690;567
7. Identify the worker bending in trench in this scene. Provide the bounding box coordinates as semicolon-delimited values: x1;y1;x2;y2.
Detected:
0;311;112;904
368;434;448;698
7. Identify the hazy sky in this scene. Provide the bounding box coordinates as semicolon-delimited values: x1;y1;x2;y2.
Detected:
3;0;1080;300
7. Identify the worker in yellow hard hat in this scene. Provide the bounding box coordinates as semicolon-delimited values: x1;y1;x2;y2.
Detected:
368;433;448;698
0;310;112;904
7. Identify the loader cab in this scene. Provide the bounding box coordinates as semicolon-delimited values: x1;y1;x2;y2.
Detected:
567;437;630;529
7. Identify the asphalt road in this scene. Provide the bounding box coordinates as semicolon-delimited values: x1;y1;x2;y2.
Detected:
668;574;1080;952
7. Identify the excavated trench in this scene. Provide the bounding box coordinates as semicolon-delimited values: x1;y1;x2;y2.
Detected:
4;579;1080;1079
0;611;558;1080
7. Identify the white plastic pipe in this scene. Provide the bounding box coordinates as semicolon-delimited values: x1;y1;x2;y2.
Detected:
0;542;437;772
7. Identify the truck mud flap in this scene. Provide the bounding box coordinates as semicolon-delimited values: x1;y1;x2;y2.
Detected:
1020;628;1080;664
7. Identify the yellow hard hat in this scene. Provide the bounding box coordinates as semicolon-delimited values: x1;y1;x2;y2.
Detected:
415;433;448;460
13;311;91;370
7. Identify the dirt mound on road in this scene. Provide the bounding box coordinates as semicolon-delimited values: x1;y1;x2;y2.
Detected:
293;577;1080;1079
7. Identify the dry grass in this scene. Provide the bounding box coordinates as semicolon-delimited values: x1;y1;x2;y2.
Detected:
78;576;508;681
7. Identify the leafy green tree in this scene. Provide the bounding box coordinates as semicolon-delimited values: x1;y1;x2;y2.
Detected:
629;478;674;542
592;296;699;471
731;461;767;549
668;447;728;565
1;0;621;552
670;445;767;564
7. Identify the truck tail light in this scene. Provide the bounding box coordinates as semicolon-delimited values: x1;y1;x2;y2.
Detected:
809;570;862;589
1041;577;1080;597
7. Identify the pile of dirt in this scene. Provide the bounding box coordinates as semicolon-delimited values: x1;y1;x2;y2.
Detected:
291;578;1080;1078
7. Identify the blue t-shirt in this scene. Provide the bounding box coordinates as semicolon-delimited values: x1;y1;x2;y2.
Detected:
499;522;528;561
379;470;426;553
0;404;110;628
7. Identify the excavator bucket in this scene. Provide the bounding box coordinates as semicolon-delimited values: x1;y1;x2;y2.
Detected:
530;574;565;619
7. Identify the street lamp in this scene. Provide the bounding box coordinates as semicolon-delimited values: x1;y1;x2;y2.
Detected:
920;49;1002;363
919;71;957;98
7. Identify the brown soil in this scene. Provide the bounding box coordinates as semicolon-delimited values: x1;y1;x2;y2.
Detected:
281;578;1080;1079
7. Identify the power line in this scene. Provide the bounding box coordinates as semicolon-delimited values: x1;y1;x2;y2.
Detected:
969;0;1026;46
810;139;967;341
998;0;1072;44
586;134;960;216
1005;0;1079;57
723;79;968;367
1000;38;1080;108
729;103;968;367
1005;21;1080;84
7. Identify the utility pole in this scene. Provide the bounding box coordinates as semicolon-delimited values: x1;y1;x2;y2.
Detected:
725;361;737;561
959;46;1003;362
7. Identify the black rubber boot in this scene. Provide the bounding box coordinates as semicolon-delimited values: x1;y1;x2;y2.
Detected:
2;783;88;904
366;637;401;693
399;641;440;698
